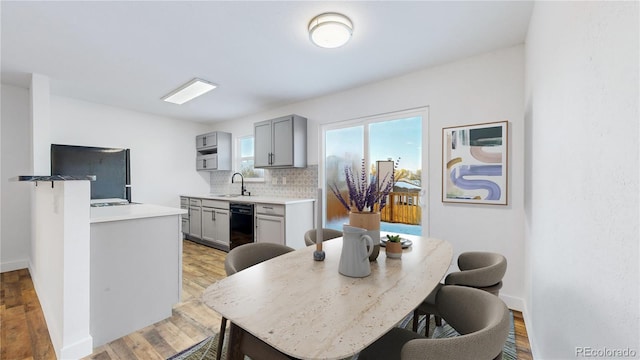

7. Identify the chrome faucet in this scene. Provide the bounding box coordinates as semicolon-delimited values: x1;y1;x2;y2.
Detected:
231;172;248;196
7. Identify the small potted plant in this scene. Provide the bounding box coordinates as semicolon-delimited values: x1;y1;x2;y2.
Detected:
385;234;403;259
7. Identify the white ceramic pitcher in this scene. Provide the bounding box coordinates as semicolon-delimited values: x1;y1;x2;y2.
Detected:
339;225;374;278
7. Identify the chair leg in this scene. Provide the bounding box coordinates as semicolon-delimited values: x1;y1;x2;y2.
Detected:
412;309;420;333
434;315;442;327
413;309;432;336
216;317;227;360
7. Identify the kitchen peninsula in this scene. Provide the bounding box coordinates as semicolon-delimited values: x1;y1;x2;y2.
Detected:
90;202;186;347
19;176;185;358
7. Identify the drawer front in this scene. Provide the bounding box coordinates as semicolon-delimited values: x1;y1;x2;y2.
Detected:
202;199;229;209
189;198;202;207
255;203;285;216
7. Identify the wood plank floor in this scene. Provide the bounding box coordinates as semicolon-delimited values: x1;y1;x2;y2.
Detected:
1;240;533;359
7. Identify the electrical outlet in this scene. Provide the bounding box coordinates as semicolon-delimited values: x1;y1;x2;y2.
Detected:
282;177;286;185
272;177;278;185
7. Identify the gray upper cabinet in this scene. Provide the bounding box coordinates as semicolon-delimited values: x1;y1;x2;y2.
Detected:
196;132;217;150
254;115;307;168
196;131;231;171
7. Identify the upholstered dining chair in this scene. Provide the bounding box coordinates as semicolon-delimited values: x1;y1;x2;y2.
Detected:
303;228;343;246
359;285;510;360
217;242;295;360
412;251;507;335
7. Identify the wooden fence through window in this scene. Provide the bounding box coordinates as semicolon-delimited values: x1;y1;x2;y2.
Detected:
380;192;421;225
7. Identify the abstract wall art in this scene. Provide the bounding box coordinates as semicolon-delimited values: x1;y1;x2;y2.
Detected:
442;121;508;205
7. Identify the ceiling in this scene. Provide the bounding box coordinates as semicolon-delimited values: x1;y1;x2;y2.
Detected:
1;1;533;123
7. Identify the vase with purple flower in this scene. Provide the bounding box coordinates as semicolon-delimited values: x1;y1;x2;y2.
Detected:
330;159;396;261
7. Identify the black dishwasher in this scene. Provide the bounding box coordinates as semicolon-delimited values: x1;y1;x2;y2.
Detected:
229;203;255;249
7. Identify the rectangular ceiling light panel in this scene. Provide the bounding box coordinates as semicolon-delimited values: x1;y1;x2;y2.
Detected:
162;78;217;105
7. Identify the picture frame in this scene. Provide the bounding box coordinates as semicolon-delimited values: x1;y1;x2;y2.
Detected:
442;121;508;205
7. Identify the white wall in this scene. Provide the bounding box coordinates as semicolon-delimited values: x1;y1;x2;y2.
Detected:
208;46;526;309
31;74;51;175
1;84;32;272
50;96;212;207
525;2;639;359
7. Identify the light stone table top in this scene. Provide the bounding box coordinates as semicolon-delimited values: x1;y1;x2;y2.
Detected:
202;234;453;360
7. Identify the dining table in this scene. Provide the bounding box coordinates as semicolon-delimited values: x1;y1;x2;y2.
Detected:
202;232;453;360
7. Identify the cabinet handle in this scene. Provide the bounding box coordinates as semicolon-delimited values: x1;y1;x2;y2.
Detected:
203;159;207;168
203;137;207;147
262;206;273;210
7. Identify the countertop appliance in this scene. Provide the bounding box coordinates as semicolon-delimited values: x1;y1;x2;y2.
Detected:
230;202;255;249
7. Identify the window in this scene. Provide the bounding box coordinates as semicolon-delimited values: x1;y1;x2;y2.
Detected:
237;136;264;181
322;108;427;235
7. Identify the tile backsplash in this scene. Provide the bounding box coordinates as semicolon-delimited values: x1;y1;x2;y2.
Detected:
209;165;318;199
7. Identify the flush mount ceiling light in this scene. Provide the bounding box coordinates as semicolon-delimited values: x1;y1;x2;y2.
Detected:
308;12;353;49
162;78;217;105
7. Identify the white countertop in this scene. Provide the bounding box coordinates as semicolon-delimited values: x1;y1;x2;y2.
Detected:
182;194;315;205
91;203;186;223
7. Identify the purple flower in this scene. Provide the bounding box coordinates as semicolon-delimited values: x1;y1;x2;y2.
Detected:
330;159;396;213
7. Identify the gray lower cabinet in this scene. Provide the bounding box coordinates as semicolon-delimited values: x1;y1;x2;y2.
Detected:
254;202;312;249
182;197;230;251
181;217;190;234
202;200;230;250
182;196;313;251
180;197;190;234
188;199;202;239
255;214;285;245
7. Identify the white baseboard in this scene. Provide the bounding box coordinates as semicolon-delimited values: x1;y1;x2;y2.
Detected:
504;297;541;359
522;302;540;359
500;293;524;312
59;335;93;360
0;259;29;273
29;262;93;359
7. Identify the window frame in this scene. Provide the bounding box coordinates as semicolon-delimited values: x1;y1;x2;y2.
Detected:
236;134;265;182
320;107;429;233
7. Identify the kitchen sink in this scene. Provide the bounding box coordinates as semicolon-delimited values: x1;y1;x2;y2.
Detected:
212;194;242;197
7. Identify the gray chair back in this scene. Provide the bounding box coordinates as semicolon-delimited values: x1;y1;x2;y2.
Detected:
220;242;295;360
444;252;507;290
303;228;343;246
402;286;510;360
224;242;294;275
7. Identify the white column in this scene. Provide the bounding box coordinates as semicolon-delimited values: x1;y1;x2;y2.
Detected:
31;180;92;359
